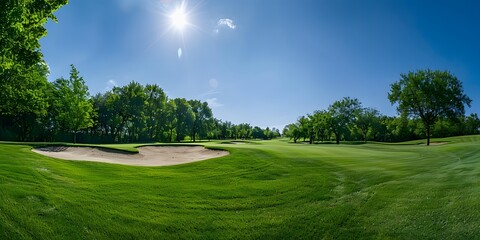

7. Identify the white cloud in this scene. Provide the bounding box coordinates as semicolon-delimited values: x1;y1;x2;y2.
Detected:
105;79;117;91
216;18;236;32
206;98;224;108
200;90;221;97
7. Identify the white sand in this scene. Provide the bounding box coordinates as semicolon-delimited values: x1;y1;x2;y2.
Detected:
32;146;229;166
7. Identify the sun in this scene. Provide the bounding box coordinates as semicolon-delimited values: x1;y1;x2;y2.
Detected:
170;6;188;32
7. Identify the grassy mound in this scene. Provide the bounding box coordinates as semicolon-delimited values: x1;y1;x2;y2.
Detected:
1;136;480;239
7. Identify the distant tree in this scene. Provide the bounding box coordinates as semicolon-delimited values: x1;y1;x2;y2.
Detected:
271;128;281;139
283;123;301;143
165;99;177;142
173;98;194;142
303;115;318;144
389;70;471;145
464;113;480;135
188;100;213;142
92;93;112;141
115;81;147;142
237;123;252;139
327;97;362;144
104;90;124;142
53;65;93;143
252;126;266;139
311;110;330;143
432;118;457;138
370;115;388;142
145;84;167;141
218;121;232;139
298;116;310;142
207;118;221;140
356;108;380;143
263;127;271;140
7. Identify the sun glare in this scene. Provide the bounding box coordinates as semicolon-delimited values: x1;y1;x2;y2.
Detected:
170;7;188;32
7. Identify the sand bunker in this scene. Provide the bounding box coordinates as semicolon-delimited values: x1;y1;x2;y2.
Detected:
32;146;229;166
420;142;448;146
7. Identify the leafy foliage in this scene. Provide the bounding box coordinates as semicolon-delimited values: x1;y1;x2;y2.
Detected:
0;0;67;72
52;65;93;143
327;97;362;144
0;0;67;140
389;69;471;145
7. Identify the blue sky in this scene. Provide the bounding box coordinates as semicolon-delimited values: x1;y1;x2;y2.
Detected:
40;0;480;129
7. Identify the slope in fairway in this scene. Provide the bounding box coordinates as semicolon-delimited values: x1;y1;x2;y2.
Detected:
0;136;480;239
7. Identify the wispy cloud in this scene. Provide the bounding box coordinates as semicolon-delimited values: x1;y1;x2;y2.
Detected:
218;18;236;29
206;98;224;108
215;18;236;33
105;79;117;91
200;78;220;97
200;90;221;97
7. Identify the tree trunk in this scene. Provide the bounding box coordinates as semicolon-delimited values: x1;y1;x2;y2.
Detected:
334;131;340;144
426;125;431;146
19;117;28;142
192;127;196;142
74;132;77;144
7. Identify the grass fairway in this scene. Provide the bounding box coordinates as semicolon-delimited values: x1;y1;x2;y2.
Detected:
1;136;480;239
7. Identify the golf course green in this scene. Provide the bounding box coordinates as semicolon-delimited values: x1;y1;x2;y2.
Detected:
1;136;479;239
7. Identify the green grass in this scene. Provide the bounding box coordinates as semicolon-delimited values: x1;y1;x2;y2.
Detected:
1;136;480;239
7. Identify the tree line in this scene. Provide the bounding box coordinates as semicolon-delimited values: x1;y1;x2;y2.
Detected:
283;98;479;144
284;70;478;145
0;64;281;143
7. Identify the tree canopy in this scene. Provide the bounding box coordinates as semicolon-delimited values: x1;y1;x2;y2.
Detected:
327;97;362;144
52;65;93;143
388;69;471;145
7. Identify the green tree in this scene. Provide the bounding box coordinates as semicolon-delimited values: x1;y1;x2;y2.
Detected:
53;65;93;143
104;90;124;142
173;98;194;142
388;69;471;145
145;84;167;141
252;126;264;139
219;121;233;139
283;123;301;143
237;123;252;139
370;115;388;142
1;1;67;140
311;110;330;143
327;97;362;144
1;0;67;73
298;116;310;142
188;100;213;142
165;99;177;142
356;108;380;143
125;82;147;142
0;62;50;140
464;114;480;135
271;128;281;139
